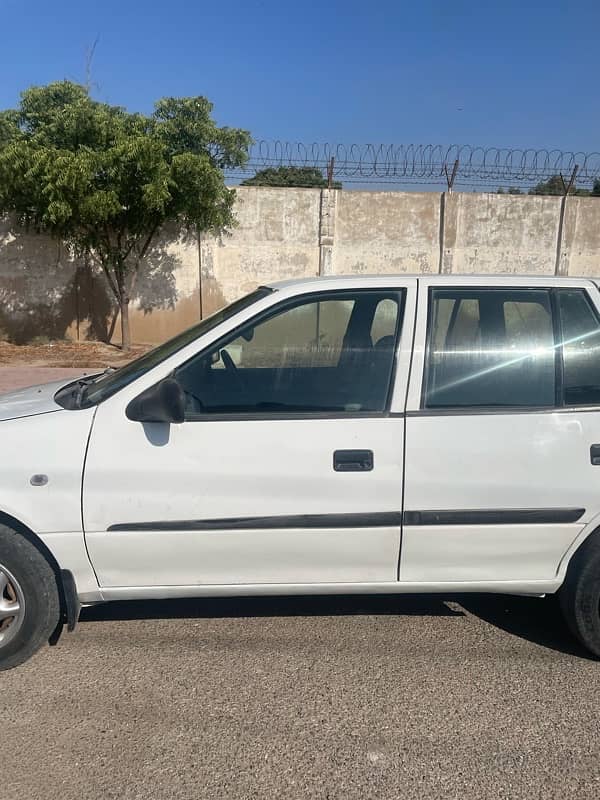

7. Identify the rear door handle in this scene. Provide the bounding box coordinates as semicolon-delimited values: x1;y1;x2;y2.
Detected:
590;444;600;465
333;449;374;472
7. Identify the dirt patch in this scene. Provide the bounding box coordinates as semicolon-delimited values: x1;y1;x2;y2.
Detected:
0;340;151;368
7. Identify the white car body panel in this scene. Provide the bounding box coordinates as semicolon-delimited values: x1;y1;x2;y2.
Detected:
0;408;95;533
99;578;561;602
37;531;101;600
400;523;583;582
1;274;600;607
0;379;77;422
404;412;598;515
83;418;404;586
401;412;596;581
87;527;403;588
0;407;100;600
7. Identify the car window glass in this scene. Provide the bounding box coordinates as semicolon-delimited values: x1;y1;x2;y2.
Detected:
504;300;553;345
558;289;600;405
370;298;399;344
425;288;555;408
175;291;403;415
446;298;480;349
219;299;355;370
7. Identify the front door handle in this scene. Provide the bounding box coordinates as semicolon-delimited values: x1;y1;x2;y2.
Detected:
591;444;600;465
333;449;374;472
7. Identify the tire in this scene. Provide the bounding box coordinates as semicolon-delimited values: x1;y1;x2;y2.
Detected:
559;530;600;658
0;523;60;671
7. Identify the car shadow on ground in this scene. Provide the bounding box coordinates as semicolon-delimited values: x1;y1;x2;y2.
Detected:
80;593;462;623
457;593;596;660
79;592;596;659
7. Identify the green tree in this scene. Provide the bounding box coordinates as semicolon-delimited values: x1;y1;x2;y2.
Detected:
528;174;590;196
497;186;523;194
241;165;342;189
592;178;600;196
0;81;251;349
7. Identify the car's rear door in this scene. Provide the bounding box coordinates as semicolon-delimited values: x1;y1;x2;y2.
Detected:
83;280;416;591
401;277;600;585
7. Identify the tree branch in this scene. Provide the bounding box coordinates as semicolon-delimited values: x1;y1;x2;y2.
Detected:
126;220;161;295
99;258;120;301
85;246;119;300
137;219;161;262
121;232;137;262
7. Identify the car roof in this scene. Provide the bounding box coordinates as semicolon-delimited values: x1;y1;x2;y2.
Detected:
267;274;598;291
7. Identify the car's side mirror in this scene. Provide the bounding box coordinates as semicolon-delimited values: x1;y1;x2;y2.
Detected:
126;378;185;424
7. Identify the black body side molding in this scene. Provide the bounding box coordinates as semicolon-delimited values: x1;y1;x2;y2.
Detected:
107;508;585;533
108;512;402;532
402;508;585;526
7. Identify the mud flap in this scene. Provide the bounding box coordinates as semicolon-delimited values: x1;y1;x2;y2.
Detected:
48;570;81;646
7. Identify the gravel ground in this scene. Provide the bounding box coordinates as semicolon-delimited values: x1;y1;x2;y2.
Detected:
1;368;599;799
0;366;89;393
0;340;148;368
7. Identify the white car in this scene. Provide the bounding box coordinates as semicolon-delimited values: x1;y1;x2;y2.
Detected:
2;274;600;668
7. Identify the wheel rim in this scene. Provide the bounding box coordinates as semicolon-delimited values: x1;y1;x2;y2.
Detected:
0;564;25;649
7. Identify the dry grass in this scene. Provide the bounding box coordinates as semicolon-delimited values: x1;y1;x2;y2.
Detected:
0;340;151;368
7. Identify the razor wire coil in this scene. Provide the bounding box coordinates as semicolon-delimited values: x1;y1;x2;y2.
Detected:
227;140;600;187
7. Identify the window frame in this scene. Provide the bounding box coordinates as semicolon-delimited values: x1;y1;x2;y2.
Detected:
419;286;593;412
556;287;600;408
176;287;407;421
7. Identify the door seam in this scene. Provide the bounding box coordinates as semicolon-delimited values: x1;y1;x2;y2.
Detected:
397;279;420;580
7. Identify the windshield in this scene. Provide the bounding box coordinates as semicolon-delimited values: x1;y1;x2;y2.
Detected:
56;287;273;409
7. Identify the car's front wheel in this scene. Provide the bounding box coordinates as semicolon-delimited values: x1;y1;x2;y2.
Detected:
560;531;600;658
0;524;60;670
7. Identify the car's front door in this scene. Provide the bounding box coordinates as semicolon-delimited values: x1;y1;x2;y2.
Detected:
83;283;416;590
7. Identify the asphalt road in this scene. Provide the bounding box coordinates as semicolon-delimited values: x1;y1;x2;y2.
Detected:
2;594;600;800
1;369;600;799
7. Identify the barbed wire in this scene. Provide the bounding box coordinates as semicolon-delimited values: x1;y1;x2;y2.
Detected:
226;140;600;187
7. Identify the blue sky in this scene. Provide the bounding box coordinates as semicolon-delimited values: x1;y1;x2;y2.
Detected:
1;0;599;153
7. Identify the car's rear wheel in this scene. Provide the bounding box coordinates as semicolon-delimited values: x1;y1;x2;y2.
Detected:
559;531;600;658
0;524;60;670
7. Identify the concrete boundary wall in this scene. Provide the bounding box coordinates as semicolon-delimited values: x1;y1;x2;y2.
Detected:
1;187;600;344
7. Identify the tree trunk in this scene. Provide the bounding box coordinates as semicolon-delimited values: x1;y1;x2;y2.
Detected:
99;255;136;351
120;294;131;351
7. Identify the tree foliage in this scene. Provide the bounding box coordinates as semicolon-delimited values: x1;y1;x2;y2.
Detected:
528;174;591;196
498;175;600;197
497;186;522;194
0;81;251;348
241;165;342;189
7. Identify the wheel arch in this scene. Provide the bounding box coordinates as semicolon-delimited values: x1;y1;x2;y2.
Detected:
556;515;600;585
0;509;79;637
